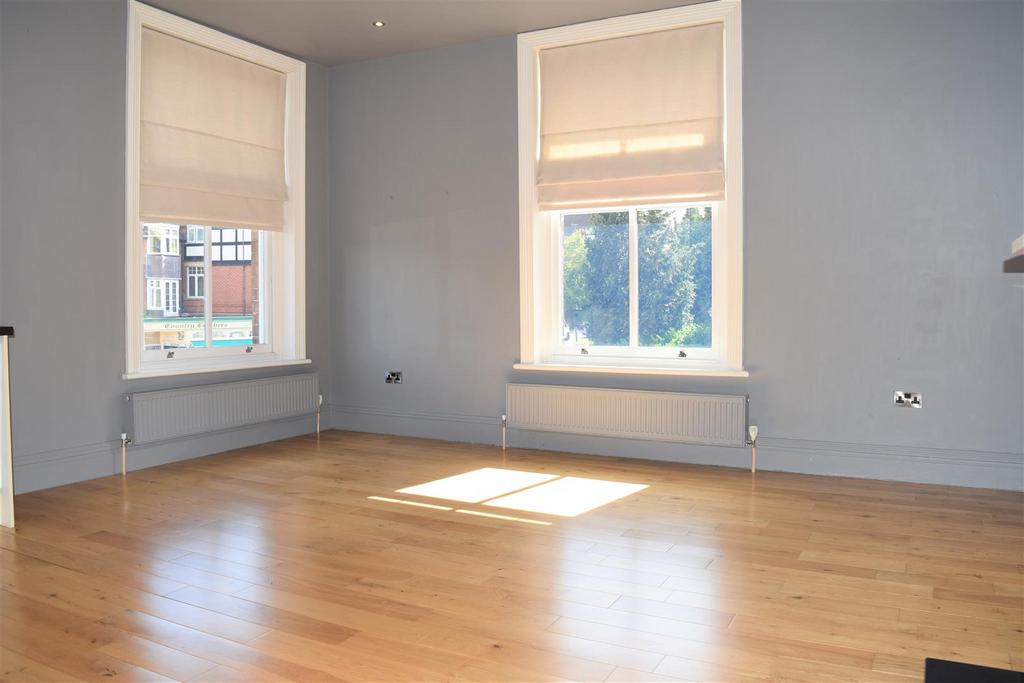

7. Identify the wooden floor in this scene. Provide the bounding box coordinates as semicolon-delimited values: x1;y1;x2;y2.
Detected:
2;431;1022;682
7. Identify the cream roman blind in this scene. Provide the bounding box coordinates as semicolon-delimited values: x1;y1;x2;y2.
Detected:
537;23;724;210
140;28;288;231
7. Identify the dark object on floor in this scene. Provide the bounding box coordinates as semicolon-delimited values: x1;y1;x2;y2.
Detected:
924;658;1023;683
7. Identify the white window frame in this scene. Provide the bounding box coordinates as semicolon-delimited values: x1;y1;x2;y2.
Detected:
145;277;179;316
186;265;205;299
514;1;745;377
146;223;179;256
146;278;162;311
125;1;308;379
163;279;179;316
184;225;205;259
552;202;721;361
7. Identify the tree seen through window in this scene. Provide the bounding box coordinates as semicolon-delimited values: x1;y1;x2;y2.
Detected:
561;206;712;349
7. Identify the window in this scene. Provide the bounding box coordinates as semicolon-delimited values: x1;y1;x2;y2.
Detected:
186;265;204;299
560;205;714;356
144;223;265;351
125;1;307;378
145;278;178;316
516;2;744;376
185;225;205;260
164;280;179;316
212;229;252;263
145;224;179;255
146;278;162;310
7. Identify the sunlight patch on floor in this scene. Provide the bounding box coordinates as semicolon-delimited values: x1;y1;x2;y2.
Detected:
392;467;648;519
484;476;649;517
366;495;453;510
396;467;558;503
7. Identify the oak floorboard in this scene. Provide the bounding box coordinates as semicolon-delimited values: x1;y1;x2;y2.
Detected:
0;648;91;683
2;430;1021;682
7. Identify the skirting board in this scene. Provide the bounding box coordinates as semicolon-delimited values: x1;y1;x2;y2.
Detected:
13;413;317;494
328;404;1024;491
330;404;500;444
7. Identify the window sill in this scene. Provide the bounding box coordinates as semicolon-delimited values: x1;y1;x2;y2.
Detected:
512;362;749;378
123;357;311;380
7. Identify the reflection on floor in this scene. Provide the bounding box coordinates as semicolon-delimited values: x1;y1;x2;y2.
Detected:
3;430;1022;682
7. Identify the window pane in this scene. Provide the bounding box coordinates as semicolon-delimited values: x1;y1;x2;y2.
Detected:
211;230;264;347
141;223;268;353
187;265;205;298
638;206;712;348
146;279;161;310
561;211;629;347
163;281;178;314
142;222;205;350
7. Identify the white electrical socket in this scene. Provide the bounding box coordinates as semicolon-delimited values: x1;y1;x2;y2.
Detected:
894;391;922;408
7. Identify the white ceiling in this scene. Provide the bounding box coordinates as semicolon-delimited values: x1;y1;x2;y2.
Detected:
143;0;699;66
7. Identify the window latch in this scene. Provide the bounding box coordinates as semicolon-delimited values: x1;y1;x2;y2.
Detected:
245;346;253;353
166;351;175;359
678;350;687;358
580;348;589;355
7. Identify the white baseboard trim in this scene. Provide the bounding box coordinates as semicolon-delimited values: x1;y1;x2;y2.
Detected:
13;413;317;494
328;404;1023;491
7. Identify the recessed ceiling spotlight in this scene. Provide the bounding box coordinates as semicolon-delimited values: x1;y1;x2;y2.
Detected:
372;20;386;28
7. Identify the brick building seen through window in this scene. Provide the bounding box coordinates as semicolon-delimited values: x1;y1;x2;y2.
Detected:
142;224;262;350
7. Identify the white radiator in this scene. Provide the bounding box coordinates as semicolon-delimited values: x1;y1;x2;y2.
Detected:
127;373;319;445
506;383;748;447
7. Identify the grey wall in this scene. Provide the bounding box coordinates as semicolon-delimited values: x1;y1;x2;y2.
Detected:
329;36;521;443
1;0;1020;494
329;0;1024;489
0;0;332;493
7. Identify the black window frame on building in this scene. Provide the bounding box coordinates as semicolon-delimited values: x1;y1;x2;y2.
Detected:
184;226;205;261
183;228;253;265
212;228;253;264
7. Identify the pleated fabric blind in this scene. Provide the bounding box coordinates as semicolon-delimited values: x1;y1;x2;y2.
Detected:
140;28;288;231
537;23;724;210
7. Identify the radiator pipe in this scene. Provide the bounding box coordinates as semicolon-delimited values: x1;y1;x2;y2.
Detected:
748;425;759;473
120;433;131;476
501;414;507;451
316;394;323;435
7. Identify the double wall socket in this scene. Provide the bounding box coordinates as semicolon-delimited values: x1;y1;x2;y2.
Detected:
385;371;403;384
894;391;921;408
